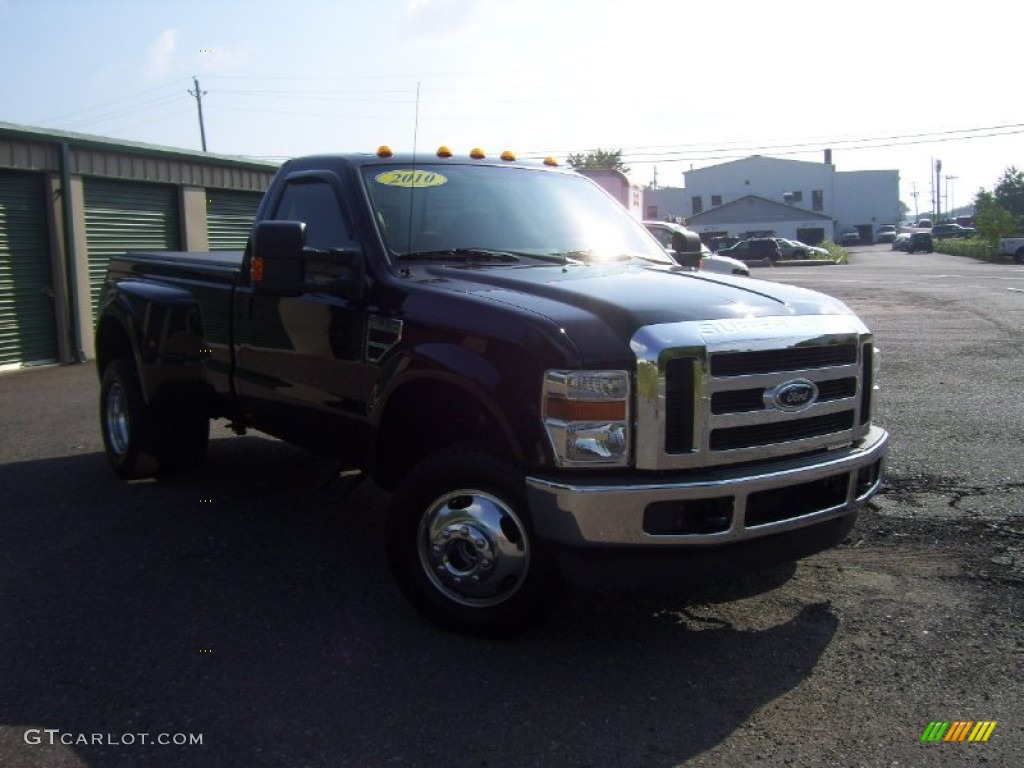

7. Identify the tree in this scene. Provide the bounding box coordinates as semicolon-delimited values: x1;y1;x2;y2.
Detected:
993;166;1024;219
973;189;1019;245
566;148;630;174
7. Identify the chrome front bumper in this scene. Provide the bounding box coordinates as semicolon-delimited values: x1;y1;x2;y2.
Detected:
526;425;889;548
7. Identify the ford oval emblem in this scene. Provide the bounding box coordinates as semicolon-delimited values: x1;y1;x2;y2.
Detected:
765;379;819;412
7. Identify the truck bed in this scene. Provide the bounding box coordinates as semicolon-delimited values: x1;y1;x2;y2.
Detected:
110;250;244;286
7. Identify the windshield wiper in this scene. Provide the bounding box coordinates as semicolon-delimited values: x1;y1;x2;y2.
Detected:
550;250;637;263
394;248;520;263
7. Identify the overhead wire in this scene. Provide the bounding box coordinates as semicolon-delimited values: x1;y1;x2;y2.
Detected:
28;77;1022;172
34;79;188;126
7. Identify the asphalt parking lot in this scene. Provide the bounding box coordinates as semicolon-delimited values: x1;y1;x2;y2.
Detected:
1;247;1022;767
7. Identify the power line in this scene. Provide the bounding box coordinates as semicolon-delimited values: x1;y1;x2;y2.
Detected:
519;124;1024;165
59;93;185;130
34;79;187;125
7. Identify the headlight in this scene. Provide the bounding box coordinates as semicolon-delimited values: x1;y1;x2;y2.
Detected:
542;370;631;467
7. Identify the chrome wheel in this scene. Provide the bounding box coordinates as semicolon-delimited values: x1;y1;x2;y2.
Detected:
417;489;530;608
104;381;131;456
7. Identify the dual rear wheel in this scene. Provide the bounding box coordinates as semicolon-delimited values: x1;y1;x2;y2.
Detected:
100;357;209;479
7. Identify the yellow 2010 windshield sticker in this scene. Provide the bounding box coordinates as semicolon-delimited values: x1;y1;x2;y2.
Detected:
375;169;448;188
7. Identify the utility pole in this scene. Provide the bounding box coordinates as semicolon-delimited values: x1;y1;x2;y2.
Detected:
910;182;919;218
934;158;942;220
188;76;208;152
946;175;958;217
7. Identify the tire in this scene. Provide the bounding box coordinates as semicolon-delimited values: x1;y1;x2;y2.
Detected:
100;358;160;479
385;448;559;636
100;357;209;478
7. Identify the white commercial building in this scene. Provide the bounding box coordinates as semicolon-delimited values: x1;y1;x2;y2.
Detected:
650;153;900;245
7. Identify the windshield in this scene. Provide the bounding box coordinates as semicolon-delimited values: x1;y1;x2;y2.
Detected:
360;163;671;265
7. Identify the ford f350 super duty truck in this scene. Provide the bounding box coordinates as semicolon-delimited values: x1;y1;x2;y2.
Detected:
95;146;889;636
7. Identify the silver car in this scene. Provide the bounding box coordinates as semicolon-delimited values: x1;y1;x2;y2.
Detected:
643;221;751;276
773;237;829;258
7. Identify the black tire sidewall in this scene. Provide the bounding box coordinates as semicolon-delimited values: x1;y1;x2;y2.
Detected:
385;449;558;636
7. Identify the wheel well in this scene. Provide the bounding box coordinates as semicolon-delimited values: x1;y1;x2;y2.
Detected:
372;379;515;491
95;317;134;375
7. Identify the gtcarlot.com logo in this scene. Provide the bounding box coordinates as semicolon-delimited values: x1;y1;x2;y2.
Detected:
921;721;997;743
24;729;203;747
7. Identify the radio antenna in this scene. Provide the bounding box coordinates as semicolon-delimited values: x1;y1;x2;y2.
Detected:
412;81;421;159
404;81;421;259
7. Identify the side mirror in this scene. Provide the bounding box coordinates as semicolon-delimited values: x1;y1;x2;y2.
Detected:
671;230;703;270
251;221;307;294
250;221;366;301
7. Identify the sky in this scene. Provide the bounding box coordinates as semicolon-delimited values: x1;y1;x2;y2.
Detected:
1;0;1019;218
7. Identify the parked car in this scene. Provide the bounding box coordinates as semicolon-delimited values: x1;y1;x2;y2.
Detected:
643;221;751;276
892;233;912;252
931;223;975;239
706;235;740;252
907;232;933;253
876;225;898;243
702;247;751;276
998;236;1024;264
716;237;781;264
772;238;829;258
839;230;860;246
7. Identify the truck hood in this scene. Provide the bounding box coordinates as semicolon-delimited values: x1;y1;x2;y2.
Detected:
414;261;853;363
420;260;849;321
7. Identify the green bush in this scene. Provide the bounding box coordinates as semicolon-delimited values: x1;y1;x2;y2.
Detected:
820;239;848;265
933;237;1001;262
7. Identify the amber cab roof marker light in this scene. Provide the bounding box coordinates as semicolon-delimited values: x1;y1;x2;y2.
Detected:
436;146;453;158
376;145;394;158
469;147;486;159
544;156;559;166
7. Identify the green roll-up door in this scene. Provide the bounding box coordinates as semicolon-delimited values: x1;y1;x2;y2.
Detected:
84;179;180;318
0;171;58;367
207;190;261;250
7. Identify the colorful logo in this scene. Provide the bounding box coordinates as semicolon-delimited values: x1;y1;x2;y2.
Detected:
375;170;448;188
921;721;997;742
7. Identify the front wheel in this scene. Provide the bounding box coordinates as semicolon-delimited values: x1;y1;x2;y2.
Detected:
385;449;558;636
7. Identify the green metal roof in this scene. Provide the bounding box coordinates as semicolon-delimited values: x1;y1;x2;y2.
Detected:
0;120;280;170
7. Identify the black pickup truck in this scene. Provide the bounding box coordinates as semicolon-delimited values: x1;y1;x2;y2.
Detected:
95;147;889;635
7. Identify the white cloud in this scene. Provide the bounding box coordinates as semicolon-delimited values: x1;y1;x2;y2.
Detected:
403;0;489;43
145;28;178;78
195;42;252;74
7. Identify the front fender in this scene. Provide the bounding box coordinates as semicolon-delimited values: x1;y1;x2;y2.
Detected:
372;340;542;467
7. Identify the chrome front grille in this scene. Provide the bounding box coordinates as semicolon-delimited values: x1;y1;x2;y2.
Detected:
708;412;855;451
708;343;858;376
632;316;876;471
